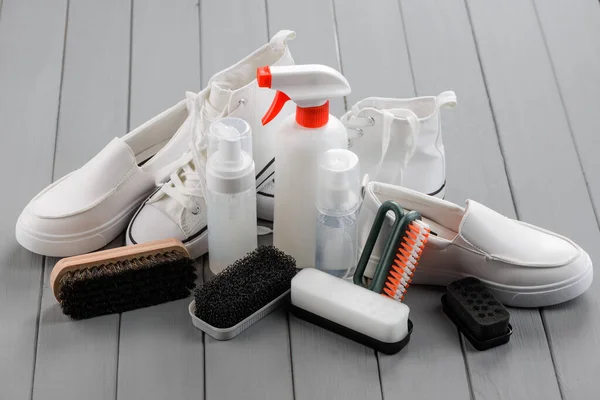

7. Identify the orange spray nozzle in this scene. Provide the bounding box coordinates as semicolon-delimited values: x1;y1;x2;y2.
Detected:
257;64;351;127
257;66;291;125
262;91;291;125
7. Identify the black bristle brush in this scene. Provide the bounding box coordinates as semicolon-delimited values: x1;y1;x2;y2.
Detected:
194;246;297;329
51;239;196;320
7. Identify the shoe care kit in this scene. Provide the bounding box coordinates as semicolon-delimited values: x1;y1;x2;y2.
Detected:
15;31;593;354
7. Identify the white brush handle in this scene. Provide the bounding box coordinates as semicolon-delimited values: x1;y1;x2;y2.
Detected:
291;269;410;343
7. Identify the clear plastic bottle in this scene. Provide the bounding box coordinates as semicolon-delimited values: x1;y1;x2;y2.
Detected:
315;149;360;278
206;118;257;275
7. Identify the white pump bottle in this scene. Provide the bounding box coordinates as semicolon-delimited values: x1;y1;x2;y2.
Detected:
206;117;257;274
257;64;351;268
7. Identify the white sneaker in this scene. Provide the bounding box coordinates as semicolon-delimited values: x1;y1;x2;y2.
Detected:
126;30;296;258
359;180;593;307
342;91;456;198
15;94;199;257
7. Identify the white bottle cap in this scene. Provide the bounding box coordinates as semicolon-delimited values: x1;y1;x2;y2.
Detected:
316;149;360;215
207;117;255;194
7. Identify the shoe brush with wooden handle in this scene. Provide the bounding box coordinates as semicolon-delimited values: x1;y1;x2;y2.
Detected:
51;239;196;320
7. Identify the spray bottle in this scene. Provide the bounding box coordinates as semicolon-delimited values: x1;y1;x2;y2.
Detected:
206;117;257;274
315;149;361;278
257;64;351;268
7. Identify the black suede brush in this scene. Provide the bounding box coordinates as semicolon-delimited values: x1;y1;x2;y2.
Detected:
191;245;297;339
51;239;196;320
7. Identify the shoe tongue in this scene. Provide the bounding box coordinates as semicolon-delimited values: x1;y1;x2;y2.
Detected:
206;82;232;118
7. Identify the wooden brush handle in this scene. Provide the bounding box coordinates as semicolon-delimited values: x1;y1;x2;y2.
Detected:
50;239;190;300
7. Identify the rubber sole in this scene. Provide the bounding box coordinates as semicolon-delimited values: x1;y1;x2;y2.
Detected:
16;203;141;257
126;225;208;260
483;259;593;308
414;256;593;308
256;193;274;222
175;229;208;260
361;248;593;308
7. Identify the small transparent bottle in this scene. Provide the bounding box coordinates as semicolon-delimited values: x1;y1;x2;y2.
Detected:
206;117;257;275
315;149;361;278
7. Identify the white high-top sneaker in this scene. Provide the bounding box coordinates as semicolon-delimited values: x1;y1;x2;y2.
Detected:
126;30;296;258
341;91;456;198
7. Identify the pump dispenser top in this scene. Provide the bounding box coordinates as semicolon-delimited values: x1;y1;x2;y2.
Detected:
317;149;361;215
257;64;351;128
257;64;351;269
206;118;254;194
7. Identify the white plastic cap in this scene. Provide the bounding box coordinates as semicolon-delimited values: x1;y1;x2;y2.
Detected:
316;149;360;215
207;117;255;194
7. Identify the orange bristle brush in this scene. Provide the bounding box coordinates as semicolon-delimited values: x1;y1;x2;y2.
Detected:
354;200;430;301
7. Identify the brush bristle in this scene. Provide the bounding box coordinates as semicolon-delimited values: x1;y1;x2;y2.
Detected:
57;251;196;320
383;219;430;302
194;246;297;329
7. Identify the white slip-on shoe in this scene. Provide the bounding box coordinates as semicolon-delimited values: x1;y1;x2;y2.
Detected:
126;30;296;258
358;180;593;307
342;91;456;198
15;93;201;257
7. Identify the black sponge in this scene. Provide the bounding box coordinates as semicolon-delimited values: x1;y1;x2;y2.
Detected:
442;277;512;351
194;246;297;328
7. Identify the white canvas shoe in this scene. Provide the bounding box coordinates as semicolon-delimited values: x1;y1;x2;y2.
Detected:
358;180;593;307
16;94;200;257
342;91;456;198
126;30;296;258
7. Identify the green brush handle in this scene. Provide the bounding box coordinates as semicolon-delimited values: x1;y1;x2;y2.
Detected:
372;210;423;294
353;201;405;289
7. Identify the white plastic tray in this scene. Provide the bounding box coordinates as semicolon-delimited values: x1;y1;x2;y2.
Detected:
188;290;290;340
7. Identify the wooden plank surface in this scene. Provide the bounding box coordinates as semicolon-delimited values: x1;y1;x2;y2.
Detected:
117;280;204;400
467;1;600;398
204;303;293;400
399;1;561;399
200;0;268;82
289;315;382;400
116;1;204;399
128;0;201;128
204;293;294;400
531;0;600;397
30;2;131;399
379;287;470;399
2;0;600;398
266;0;345;116
333;1;472;398
202;231;294;399
399;0;514;215
0;1;67;399
333;0;414;106
51;0;131;176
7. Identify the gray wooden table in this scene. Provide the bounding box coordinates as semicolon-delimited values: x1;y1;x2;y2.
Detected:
2;0;599;399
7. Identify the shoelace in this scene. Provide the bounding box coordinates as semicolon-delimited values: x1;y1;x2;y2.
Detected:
151;93;245;215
